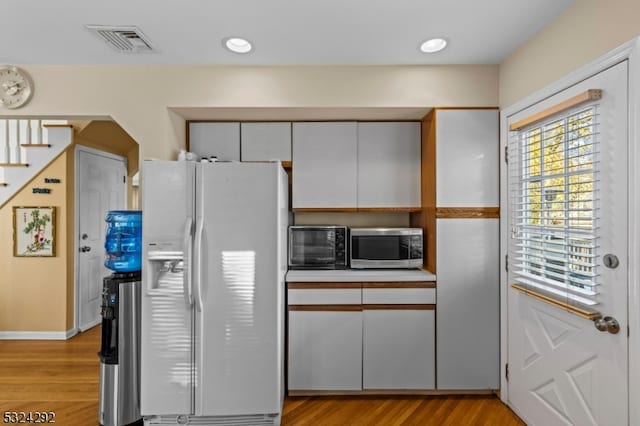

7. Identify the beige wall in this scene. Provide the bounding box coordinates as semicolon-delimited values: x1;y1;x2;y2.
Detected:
499;0;640;107
0;154;70;332
0;123;138;333
0;66;496;333
0;65;498;162
75;121;139;207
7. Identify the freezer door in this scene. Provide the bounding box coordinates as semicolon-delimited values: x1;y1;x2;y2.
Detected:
194;162;285;416
141;161;195;416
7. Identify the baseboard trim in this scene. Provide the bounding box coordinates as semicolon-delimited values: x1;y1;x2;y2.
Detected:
0;328;78;340
288;389;498;396
79;318;101;332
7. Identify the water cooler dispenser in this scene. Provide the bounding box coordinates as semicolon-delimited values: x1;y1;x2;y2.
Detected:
99;211;143;426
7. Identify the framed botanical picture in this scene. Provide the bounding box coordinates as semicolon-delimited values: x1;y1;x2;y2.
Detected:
13;206;56;257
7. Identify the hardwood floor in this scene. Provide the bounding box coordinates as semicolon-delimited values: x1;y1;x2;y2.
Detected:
0;326;102;426
0;327;524;425
283;396;524;425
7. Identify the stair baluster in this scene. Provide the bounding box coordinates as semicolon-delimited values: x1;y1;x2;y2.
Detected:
8;120;20;164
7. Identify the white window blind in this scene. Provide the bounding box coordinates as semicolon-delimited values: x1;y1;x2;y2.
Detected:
509;104;600;308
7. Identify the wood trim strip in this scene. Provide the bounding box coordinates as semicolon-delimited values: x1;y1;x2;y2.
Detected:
288;305;363;312
361;282;436;289
362;304;435;310
293;208;359;213
511;283;601;320
0;163;28;167
509;89;602;131
434;107;500;111
187;119;422;123
288;282;363;289
293;207;421;213
186;120;191;152
357;207;422;213
281;161;292;169
20;144;51;148
410;109;436;273
436;207;500;219
42;124;73;128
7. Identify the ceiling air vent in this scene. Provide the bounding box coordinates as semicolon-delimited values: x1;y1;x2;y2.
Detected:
85;25;156;53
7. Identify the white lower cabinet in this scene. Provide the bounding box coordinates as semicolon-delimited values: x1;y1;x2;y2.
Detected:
363;309;435;390
288;310;362;391
436;218;499;389
287;281;437;393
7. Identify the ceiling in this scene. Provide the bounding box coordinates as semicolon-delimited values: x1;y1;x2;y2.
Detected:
1;0;574;65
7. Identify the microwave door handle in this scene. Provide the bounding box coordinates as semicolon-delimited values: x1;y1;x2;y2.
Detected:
182;217;193;307
194;217;205;312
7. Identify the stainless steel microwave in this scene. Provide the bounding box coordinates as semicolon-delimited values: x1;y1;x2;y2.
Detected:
350;228;423;269
288;226;348;269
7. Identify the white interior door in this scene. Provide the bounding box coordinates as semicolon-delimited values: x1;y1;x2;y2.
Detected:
507;61;628;425
77;147;127;331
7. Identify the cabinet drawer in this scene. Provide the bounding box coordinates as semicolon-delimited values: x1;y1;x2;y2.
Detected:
362;288;436;304
288;288;362;305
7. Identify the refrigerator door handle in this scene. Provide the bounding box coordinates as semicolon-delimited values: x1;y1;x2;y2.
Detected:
194;216;205;312
183;217;194;307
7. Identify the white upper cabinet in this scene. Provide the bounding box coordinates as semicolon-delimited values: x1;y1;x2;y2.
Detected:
357;122;421;208
436;110;499;207
292;121;421;209
292;122;358;209
241;122;292;162
189;122;240;161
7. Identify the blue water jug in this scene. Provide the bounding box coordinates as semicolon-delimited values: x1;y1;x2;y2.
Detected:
104;210;142;272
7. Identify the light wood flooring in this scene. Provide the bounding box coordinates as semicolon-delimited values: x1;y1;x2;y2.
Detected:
0;326;524;425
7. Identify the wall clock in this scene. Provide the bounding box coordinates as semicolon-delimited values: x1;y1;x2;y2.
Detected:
0;66;33;109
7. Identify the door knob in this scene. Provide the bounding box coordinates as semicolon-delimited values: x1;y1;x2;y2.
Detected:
594;316;620;334
80;246;91;253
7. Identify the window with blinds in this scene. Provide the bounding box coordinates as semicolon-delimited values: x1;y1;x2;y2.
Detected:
509;104;600;308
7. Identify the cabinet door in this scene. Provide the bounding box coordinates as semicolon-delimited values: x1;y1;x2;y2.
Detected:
357;122;421;208
292;122;357;209
189;122;240;161
436;110;499;206
288;310;362;391
436;218;499;389
241;122;291;162
363;309;435;389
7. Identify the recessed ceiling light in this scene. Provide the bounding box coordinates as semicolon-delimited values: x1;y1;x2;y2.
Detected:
420;38;447;53
224;37;252;54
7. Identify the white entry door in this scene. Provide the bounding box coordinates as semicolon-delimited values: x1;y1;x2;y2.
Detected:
76;147;127;331
507;61;628;425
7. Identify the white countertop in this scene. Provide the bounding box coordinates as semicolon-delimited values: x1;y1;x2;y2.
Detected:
286;269;436;282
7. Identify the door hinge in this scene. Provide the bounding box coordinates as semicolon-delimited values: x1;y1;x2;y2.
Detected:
505;254;509;273
505;363;509;381
123;176;126;183
504;145;508;164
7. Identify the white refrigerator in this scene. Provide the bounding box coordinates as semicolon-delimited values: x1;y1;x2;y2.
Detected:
140;160;288;426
